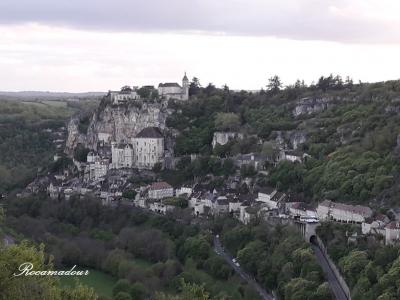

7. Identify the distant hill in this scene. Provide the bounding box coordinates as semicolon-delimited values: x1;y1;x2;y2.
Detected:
0;91;106;100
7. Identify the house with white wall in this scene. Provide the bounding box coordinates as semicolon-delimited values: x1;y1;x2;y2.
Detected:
286;202;317;218
317;200;373;223
148;182;174;200
385;221;400;245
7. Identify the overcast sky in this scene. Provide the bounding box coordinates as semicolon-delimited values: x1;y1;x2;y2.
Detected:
1;0;400;92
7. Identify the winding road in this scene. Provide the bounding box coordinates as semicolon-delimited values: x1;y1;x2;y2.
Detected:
213;235;274;300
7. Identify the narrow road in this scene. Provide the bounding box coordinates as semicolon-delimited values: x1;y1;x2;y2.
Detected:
213;235;274;300
311;243;349;300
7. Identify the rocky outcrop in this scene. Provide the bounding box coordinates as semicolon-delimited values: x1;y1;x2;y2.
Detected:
293;97;333;117
336;125;358;145
273;130;307;150
212;132;243;148
65;117;87;154
66;99;171;152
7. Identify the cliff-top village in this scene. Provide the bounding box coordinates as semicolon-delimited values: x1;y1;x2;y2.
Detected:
15;73;400;247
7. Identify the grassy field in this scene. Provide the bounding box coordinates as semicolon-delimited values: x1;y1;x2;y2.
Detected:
59;268;117;298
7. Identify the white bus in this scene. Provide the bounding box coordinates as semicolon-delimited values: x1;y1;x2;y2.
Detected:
300;216;319;223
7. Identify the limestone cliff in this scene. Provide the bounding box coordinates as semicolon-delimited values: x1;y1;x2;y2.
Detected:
66;117;87;154
293;97;334;116
274;130;307;150
66;99;172;152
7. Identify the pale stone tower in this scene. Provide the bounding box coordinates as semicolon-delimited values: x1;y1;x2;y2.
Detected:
182;72;189;100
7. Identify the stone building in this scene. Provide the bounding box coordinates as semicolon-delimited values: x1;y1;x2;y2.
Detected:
111;143;134;169
286;202;317;218
278;150;304;163
234;153;267;170
317;200;373;223
257;187;286;209
88;159;109;180
385;221;400;245
148;182;174;199
212;197;229;215
87;151;99;163
110;127;165;171
109;86;140;105
158;73;189;101
47;178;61;200
132;127;164;169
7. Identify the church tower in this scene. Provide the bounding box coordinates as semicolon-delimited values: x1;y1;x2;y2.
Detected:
182;72;189;101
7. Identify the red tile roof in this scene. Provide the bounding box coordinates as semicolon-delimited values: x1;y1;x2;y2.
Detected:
386;221;400;230
320;200;372;216
150;181;173;191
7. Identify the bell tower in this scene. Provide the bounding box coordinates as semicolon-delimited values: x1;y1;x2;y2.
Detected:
182;72;189;100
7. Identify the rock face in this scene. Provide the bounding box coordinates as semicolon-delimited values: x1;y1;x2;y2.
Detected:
66;117;87;154
66;99;171;152
293;97;333;116
212;131;243;148
274;130;307;150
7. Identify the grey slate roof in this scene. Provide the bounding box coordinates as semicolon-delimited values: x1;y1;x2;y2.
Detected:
136;127;163;139
258;186;276;195
159;83;181;88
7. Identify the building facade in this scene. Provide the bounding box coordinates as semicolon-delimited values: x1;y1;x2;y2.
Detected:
132;127;164;169
286;202;317;218
88;159;109;180
109;86;140;104
148;182;174;199
385;221;400;245
158;73;189;101
110;127;165;170
317;200;373;223
111;143;134;169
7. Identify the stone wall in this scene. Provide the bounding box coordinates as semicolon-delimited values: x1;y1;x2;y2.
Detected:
315;236;352;300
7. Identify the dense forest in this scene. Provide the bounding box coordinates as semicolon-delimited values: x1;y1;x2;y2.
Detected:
4;193;263;300
0;99;98;193
3;192;332;300
317;222;400;300
167;76;400;206
215;218;331;300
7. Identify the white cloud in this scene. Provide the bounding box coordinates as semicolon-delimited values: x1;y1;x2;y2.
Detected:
0;24;399;92
0;0;399;43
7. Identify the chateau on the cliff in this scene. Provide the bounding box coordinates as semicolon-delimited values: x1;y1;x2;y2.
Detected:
66;73;191;182
109;86;140;105
108;73;189;104
158;73;189;101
